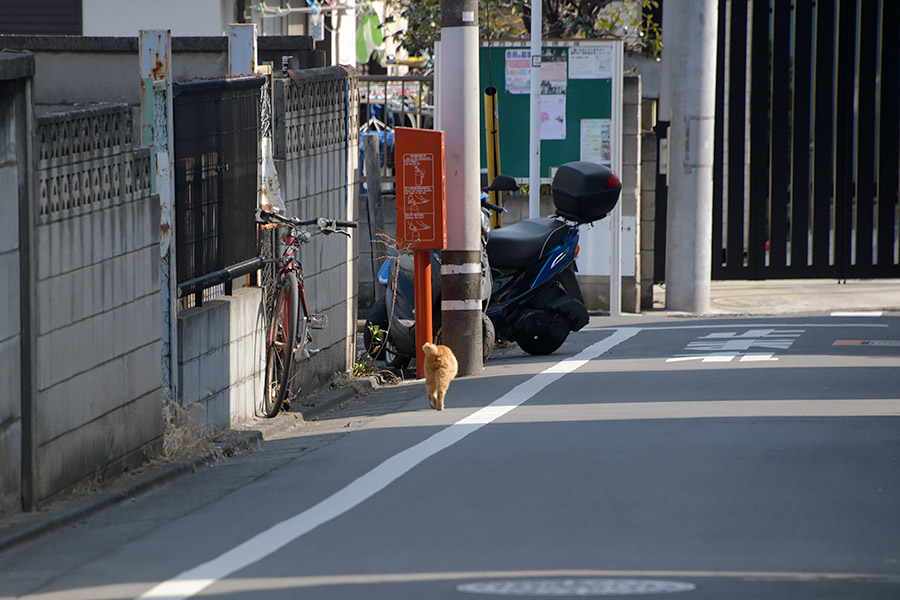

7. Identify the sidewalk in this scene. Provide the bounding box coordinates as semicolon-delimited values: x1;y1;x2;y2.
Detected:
655;278;900;315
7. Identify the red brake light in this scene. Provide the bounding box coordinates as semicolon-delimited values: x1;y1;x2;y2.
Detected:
606;172;621;189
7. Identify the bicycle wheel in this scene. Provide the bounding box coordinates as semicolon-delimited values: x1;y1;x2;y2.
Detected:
263;272;298;417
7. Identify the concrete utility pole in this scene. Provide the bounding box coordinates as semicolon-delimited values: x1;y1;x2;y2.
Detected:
664;0;718;312
439;0;483;375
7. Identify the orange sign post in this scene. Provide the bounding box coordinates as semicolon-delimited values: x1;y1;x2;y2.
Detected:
394;127;447;378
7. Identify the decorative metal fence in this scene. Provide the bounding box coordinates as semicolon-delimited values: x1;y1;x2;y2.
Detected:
173;76;266;305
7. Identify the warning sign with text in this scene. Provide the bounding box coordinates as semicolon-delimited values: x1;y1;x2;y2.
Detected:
395;127;446;249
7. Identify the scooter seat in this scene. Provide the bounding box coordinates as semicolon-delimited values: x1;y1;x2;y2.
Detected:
487;217;570;269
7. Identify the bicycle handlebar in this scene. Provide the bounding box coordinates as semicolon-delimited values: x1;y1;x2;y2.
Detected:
256;208;358;234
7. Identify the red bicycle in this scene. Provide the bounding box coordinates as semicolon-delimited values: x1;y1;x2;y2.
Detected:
256;208;357;417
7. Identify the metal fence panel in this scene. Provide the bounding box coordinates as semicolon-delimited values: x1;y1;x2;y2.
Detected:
173;76;264;298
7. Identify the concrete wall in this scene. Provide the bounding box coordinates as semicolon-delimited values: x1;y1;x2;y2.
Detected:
177;288;266;425
32;104;163;506
273;66;360;396
640;99;659;308
83;0;235;37
175;66;362;425
0;36;360;511
0;52;33;516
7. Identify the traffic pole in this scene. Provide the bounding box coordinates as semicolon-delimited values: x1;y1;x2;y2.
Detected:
439;0;483;375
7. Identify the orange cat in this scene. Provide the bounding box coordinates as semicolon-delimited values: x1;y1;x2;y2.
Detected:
422;342;458;411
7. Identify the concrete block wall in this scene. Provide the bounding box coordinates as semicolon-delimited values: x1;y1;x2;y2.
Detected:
32;104;163;505
0;54;33;516
177;288;266;426
271;66;359;398
640;99;658;309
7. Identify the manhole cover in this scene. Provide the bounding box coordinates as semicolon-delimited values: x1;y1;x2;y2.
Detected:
456;578;696;596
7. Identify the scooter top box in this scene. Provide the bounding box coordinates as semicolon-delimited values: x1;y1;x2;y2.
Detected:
551;161;622;223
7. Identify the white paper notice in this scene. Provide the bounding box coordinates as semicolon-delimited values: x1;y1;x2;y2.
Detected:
540;95;566;140
580;119;612;165
569;46;613;79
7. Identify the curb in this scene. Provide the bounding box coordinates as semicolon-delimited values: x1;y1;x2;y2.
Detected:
292;375;381;422
0;377;383;553
0;437;251;553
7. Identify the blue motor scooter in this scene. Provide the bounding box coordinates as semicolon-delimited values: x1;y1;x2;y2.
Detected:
484;161;621;355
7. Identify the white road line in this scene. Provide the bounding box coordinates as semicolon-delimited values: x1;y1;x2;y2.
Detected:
586;323;889;332
831;311;883;317
136;327;641;600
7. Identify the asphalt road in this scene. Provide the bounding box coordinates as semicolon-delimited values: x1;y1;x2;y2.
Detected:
1;313;899;600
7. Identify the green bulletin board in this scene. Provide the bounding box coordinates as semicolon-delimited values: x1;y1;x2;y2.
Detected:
479;41;622;182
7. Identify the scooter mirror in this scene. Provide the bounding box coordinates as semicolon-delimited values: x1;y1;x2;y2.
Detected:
485;175;519;192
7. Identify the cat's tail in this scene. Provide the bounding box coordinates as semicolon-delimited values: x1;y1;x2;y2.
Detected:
422;342;438;356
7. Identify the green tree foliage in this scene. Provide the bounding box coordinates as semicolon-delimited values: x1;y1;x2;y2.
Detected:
384;0;660;63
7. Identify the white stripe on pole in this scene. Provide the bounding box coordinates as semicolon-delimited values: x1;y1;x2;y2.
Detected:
441;263;482;275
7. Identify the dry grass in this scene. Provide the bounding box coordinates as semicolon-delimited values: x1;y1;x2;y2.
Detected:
69;471;104;500
148;402;232;464
53;403;249;508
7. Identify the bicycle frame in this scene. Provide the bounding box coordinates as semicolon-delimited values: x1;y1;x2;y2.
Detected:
275;227;310;338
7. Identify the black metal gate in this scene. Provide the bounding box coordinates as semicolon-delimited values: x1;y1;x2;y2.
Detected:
173;76;265;303
712;0;900;279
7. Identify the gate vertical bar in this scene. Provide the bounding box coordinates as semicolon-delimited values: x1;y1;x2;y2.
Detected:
877;0;900;271
790;0;813;270
812;0;835;273
855;0;877;273
725;0;748;276
834;0;857;278
748;0;770;277
711;0;727;277
140;30;178;404
768;0;791;272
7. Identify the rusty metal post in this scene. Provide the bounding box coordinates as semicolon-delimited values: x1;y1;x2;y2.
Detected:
140;30;178;404
228;23;258;76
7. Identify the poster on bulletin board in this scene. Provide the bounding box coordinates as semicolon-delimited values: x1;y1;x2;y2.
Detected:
478;40;623;183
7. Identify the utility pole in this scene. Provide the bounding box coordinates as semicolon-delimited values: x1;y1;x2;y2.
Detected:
664;0;718;312
438;0;482;375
